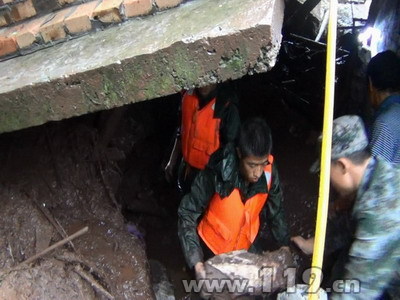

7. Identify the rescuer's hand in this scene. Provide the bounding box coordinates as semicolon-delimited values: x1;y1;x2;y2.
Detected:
291;236;314;255
194;262;206;280
195;261;211;299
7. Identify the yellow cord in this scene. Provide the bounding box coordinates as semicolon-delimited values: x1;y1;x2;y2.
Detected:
308;0;338;299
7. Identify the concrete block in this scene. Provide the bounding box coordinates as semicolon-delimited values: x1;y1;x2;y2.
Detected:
204;248;295;298
0;0;285;133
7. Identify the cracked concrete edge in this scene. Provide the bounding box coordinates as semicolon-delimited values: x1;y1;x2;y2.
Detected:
0;22;283;133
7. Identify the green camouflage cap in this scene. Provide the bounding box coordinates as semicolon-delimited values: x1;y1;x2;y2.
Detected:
310;115;368;173
331;115;368;160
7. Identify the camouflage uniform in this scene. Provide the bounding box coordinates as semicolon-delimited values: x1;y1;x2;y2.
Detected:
327;116;400;299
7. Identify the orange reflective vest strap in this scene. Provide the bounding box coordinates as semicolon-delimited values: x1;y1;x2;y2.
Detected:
197;155;274;254
181;91;221;170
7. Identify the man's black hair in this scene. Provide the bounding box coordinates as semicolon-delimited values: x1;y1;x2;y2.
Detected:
332;150;370;166
238;117;272;158
367;50;400;92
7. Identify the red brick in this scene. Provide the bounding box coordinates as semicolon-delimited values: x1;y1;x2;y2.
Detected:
39;7;74;43
0;15;9;27
3;22;25;38
122;0;152;18
154;0;182;10
10;0;37;22
0;36;18;57
5;23;34;49
65;0;99;34
93;0;123;23
0;28;6;38
58;0;78;5
6;15;46;48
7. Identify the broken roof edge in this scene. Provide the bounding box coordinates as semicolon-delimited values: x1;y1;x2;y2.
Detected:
0;0;284;133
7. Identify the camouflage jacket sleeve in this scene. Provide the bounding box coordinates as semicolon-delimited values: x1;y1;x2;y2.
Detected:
330;212;400;299
263;163;290;246
331;159;400;299
177;169;216;269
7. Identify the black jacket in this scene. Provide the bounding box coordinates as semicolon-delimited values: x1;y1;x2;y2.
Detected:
177;143;290;268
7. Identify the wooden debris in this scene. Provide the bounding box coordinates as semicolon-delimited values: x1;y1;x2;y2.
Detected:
73;265;115;300
19;226;88;266
0;227;89;281
98;164;122;212
7;243;14;263
33;197;76;251
55;252;106;285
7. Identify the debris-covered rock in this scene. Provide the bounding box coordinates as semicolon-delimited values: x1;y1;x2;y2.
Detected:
203;247;296;299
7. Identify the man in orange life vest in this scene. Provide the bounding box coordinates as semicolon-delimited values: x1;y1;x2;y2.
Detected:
178;118;290;278
164;82;240;194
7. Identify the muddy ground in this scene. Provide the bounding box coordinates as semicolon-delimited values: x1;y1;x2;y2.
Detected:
0;69;341;299
0;113;155;299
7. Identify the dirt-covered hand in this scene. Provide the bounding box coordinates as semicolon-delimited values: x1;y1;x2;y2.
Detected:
194;262;206;280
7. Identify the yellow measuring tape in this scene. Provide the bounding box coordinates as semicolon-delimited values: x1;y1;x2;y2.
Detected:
308;0;338;299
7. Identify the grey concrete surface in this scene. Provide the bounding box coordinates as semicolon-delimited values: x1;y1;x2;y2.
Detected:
0;0;284;133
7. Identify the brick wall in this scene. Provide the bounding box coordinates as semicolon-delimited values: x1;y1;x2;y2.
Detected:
0;0;185;58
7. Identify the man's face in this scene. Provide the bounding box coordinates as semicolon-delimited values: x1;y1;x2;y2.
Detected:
368;79;380;109
239;154;270;184
330;160;356;197
197;84;217;97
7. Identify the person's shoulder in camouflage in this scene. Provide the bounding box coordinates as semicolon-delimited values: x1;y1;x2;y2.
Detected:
292;115;400;298
327;115;400;299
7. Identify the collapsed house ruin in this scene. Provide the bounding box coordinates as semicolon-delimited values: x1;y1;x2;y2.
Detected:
0;0;397;298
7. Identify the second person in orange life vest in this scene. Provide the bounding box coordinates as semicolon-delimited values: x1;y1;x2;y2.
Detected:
178;118;290;279
164;82;240;194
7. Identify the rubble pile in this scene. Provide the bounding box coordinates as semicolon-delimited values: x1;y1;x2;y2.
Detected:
0;116;153;299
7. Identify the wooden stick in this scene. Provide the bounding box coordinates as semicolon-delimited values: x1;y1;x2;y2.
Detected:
7;244;14;263
19;226;88;267
74;265;115;300
33;199;76;251
98;164;121;212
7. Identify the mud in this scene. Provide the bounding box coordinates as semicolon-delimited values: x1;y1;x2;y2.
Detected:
0;116;154;299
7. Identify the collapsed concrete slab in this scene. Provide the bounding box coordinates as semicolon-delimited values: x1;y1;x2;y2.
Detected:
0;0;284;133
